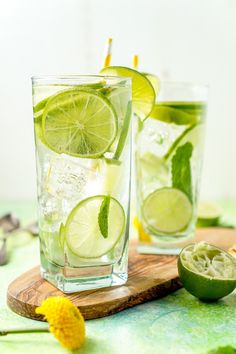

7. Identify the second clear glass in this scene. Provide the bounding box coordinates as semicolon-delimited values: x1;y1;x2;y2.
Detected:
134;81;208;252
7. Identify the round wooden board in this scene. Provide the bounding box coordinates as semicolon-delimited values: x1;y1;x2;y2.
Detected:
7;228;236;321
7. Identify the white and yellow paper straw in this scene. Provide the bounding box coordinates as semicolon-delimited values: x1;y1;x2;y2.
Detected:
103;37;113;68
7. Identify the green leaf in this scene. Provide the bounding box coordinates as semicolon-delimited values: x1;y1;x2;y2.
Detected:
98;195;111;238
208;345;236;354
171;142;193;202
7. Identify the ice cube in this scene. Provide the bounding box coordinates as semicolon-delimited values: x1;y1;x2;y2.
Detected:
42;156;99;200
38;193;63;231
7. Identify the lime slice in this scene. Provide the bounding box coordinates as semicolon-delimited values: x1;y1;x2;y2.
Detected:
150;104;199;125
65;195;125;258
100;66;155;121
34;97;48;123
142;72;160;95
178;242;236;301
106;88;132;160
33;80;107;121
143;187;193;234
42;89;117;158
164;123;203;160
197;201;221;227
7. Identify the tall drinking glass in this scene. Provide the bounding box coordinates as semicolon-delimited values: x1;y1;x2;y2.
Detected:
32;76;132;292
135;82;208;252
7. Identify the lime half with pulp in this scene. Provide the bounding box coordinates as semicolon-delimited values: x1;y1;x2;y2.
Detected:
100;66;155;121
178;242;236;301
143;187;193;234
42;89;117;158
65;195;125;258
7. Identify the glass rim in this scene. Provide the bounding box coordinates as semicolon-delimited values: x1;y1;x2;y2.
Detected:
31;74;131;84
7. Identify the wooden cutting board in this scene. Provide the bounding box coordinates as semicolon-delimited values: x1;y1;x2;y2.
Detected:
7;228;236;321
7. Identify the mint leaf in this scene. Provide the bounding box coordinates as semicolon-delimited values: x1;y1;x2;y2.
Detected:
171;142;193;202
98;195;110;238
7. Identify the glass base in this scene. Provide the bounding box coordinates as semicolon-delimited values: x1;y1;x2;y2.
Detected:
40;248;128;293
138;231;195;255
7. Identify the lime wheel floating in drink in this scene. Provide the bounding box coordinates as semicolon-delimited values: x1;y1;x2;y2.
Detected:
64;195;125;258
178;242;236;301
42;89;118;158
142;187;193;235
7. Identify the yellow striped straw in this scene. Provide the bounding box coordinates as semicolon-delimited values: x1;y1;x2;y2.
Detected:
133;54;139;70
103;37;113;68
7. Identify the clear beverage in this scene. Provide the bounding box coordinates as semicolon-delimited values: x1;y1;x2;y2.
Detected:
135;82;208;251
32;76;132;292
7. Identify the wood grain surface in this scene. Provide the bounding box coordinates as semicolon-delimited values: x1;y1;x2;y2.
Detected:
7;228;236;321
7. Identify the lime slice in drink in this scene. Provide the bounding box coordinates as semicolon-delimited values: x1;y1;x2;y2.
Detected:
178;242;236;301
42;89;117;158
100;66;155;121
65;195;125;258
150;105;199;125
106;88;132;160
164;123;203;160
143;187;193;234
197;201;222;227
34;97;48;122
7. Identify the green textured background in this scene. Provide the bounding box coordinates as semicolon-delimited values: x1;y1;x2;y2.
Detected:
0;200;236;354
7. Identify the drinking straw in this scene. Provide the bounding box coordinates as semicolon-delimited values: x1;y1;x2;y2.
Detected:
133;54;139;69
103;37;113;67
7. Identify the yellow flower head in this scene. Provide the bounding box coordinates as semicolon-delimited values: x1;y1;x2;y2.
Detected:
35;296;85;350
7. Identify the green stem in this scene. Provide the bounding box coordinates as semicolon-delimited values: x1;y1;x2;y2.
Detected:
0;328;49;336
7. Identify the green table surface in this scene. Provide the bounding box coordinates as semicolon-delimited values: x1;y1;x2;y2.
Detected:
0;200;236;354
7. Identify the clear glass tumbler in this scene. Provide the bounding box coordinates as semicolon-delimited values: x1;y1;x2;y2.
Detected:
134;82;208;253
32;75;132;292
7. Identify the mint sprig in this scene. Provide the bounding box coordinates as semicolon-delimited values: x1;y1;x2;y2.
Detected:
171;142;193;202
98;195;111;238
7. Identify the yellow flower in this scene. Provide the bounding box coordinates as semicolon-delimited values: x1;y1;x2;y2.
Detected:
35;296;85;350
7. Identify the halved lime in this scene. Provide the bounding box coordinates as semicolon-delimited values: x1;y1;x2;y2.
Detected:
142;187;193;234
197;201;222;227
65;195;125;258
42;89;117;158
178;242;236;301
164;123;203;160
100;66;155;121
